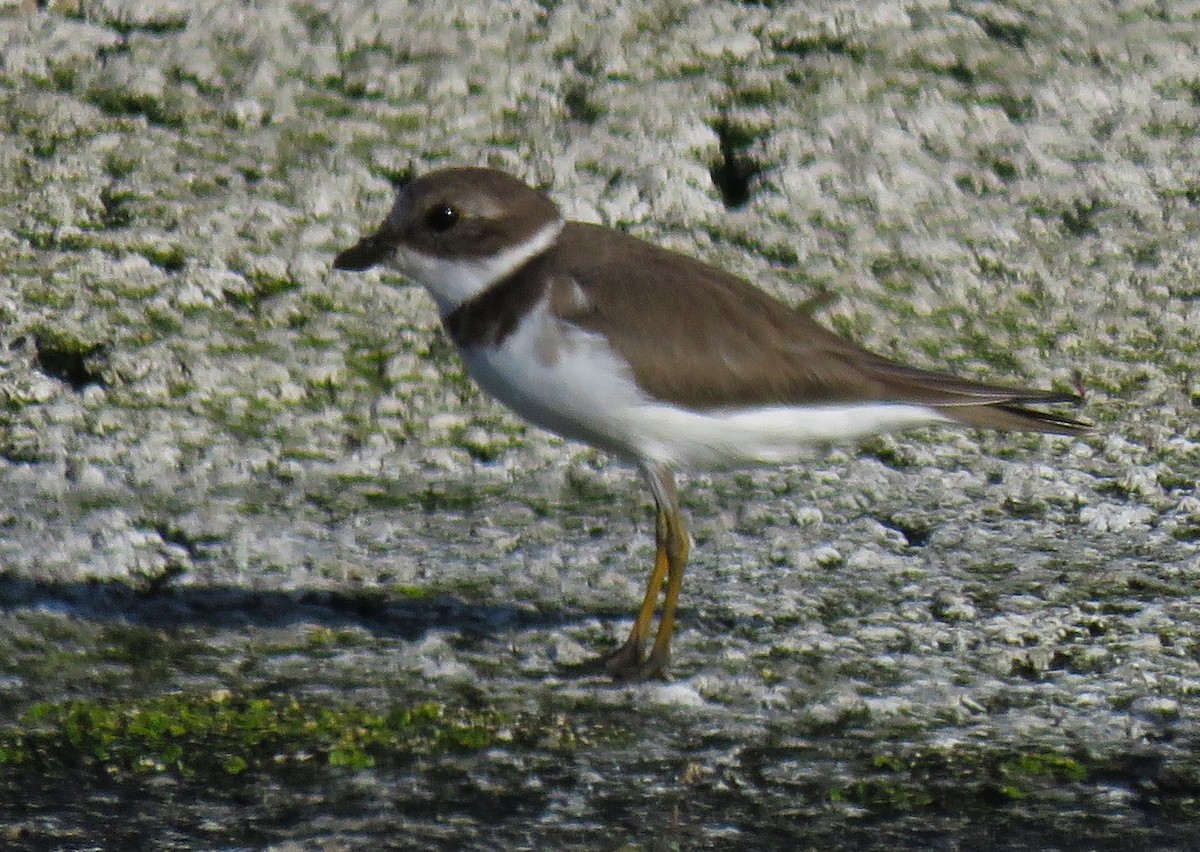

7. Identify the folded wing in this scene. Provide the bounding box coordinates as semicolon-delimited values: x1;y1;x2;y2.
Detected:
551;223;1088;436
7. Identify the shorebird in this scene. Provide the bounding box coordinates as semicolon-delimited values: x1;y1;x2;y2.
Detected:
334;166;1087;681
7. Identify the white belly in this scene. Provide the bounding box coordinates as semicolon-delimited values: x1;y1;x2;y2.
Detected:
460;298;951;470
461;298;649;458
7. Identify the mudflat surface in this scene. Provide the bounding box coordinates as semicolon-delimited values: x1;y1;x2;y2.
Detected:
0;1;1198;849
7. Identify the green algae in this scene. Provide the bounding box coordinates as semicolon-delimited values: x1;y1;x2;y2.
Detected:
0;692;510;778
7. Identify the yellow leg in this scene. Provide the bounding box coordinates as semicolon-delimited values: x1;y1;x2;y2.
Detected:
602;508;670;676
635;500;689;680
606;464;689;682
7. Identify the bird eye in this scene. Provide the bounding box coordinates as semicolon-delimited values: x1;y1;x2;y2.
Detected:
425;204;460;232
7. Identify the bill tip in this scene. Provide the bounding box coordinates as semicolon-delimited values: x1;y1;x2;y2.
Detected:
332;238;383;272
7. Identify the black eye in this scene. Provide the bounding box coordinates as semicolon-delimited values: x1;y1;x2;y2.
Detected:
425;204;459;232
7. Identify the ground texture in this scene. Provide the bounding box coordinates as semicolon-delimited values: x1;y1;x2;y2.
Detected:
1;0;1198;849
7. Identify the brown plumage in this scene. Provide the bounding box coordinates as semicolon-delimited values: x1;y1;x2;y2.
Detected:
335;166;1089;682
441;221;1088;436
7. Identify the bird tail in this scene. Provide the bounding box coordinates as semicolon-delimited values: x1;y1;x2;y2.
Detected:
936;398;1091;436
858;359;1092;436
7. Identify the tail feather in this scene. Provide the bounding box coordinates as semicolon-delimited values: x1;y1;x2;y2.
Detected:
857;359;1091;436
937;400;1091;436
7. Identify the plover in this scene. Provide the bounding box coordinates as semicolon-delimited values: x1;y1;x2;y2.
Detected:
334;166;1087;681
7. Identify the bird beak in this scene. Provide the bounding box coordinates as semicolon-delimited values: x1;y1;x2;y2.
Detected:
332;228;395;271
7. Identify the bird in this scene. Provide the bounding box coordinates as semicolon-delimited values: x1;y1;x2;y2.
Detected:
333;166;1088;681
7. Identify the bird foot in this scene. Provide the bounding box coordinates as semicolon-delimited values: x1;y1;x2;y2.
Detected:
610;648;671;683
558;638;670;683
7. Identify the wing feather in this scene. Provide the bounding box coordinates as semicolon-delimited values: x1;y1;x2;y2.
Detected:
549;223;1087;435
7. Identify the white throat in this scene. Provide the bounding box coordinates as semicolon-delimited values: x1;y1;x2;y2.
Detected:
388;218;565;315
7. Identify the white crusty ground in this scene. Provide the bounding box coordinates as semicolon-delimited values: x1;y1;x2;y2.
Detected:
0;0;1198;847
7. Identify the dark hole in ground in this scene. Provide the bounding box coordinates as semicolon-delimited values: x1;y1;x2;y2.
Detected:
33;335;107;392
709;115;764;209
